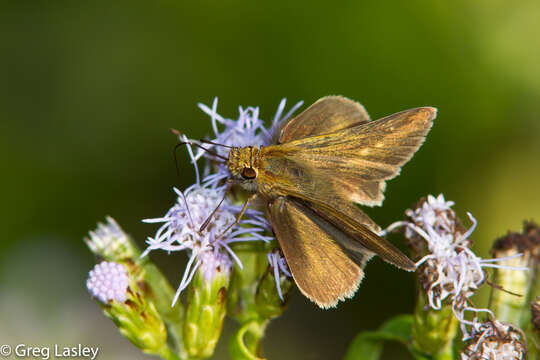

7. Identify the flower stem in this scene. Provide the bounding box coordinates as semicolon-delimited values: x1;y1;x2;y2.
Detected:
229;320;268;360
412;292;458;359
158;345;184;360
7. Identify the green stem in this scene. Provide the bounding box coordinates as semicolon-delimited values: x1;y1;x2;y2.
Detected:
158;345;183;360
229;320;268;360
411;292;458;359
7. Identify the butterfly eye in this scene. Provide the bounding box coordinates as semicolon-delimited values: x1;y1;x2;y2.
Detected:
241;167;257;180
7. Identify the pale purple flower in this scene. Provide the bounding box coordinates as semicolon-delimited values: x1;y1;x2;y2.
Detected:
267;249;292;301
142;142;273;305
84;216;135;259
193;97;303;188
199;250;233;281
87;262;129;303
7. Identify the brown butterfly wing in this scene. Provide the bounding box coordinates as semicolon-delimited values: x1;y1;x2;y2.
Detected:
265;107;436;206
257;155;414;270
278;96;370;144
303;199;415;270
266;196;373;308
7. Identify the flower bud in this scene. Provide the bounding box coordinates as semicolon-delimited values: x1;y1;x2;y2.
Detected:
84;217;139;261
490;221;540;328
255;249;293;319
85;218;186;357
227;244;269;323
183;251;232;359
87;262;171;357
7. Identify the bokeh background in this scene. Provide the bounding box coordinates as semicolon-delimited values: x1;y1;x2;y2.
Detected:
1;0;539;359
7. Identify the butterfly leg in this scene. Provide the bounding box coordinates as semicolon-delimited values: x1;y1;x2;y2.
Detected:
215;193;258;241
199;189;229;232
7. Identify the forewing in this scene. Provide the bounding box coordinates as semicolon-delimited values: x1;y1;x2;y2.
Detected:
267;107;436;206
278;96;370;143
267;197;373;308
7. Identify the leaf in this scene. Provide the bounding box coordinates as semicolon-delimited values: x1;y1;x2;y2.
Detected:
344;314;417;360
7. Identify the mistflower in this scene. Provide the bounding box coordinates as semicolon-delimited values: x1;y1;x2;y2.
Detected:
87;261;170;356
404;194;458;238
267;248;292;301
87;261;129;303
192;97;303;188
85;216;138;260
385;194;527;329
198;250;234;282
461;319;527;359
142;142;273;305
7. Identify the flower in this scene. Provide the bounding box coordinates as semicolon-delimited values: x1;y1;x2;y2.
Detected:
142;184;271;305
142;142;273;306
87;261;129;303
267;248;292;301
197;97;304;156
461;319;527;359
192;97;303;188
385;194;527;336
404;194;457;238
84;217;139;261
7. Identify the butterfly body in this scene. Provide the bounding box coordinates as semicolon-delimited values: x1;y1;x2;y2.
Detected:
225;96;436;308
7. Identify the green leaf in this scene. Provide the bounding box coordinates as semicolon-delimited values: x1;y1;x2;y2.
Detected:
344;314;414;360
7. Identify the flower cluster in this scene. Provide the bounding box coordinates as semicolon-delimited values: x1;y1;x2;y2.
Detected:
142;181;272;305
84;217;138;260
143;99;299;305
385;194;527;336
461;319;527;360
87;261;129;303
194;98;303;188
404;194;459;240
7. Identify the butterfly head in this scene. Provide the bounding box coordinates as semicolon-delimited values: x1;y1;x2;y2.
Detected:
227;146;260;191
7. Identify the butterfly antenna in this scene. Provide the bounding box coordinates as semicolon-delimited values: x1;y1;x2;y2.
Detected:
199;139;234;149
170;129;228;162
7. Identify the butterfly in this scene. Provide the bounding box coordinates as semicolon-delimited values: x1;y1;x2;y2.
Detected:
221;96;436;308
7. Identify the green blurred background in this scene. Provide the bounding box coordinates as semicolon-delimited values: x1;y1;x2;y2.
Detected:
1;0;539;359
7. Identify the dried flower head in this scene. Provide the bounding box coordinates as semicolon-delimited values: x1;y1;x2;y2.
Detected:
491;221;540;264
488;221;540;328
87;261;129;303
413;212;485;313
461;319;527;360
385;194;527;333
405;194;457;238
